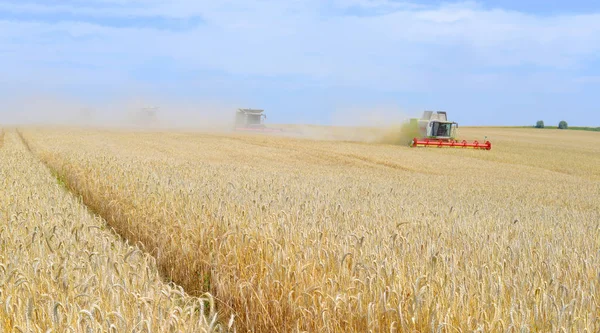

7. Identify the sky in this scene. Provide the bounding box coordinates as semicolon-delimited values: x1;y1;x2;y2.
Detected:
1;0;599;127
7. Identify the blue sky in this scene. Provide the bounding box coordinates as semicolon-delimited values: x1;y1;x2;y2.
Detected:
1;0;599;126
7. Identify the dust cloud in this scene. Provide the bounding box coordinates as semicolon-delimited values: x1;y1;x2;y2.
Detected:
0;92;241;133
276;105;419;145
0;92;421;146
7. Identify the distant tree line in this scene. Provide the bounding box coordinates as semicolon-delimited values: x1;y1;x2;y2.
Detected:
535;120;568;129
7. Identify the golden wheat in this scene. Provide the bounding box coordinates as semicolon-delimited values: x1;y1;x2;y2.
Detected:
19;126;600;332
0;130;230;332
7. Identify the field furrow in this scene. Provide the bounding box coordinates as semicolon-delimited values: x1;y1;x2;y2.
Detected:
19;127;600;332
0;130;226;332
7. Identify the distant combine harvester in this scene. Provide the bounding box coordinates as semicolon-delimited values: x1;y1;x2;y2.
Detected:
233;108;283;133
130;106;160;127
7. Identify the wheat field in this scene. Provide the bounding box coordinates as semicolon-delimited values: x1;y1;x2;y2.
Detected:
0;130;227;332
2;126;599;332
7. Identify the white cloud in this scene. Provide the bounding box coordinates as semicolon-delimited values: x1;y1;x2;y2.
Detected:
0;0;599;91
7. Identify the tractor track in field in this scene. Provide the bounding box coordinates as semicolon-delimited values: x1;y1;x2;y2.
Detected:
14;129;213;308
15;128;126;243
15;128;149;251
14;129;290;332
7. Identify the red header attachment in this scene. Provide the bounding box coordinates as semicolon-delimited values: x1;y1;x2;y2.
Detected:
411;138;492;150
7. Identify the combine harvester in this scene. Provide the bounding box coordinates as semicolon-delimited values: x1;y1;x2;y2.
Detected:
233;108;284;133
127;106;161;128
409;111;492;150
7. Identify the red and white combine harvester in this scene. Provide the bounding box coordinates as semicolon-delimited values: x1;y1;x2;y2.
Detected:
233;108;284;133
409;111;492;150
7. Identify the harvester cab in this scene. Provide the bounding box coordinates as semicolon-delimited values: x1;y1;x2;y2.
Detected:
234;108;283;133
409;111;491;150
415;111;458;140
235;108;266;129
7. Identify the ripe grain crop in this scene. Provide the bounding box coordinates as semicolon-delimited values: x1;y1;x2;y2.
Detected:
20;126;600;332
0;130;228;332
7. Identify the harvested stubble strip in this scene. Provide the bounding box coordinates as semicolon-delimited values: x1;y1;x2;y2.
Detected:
0;130;228;332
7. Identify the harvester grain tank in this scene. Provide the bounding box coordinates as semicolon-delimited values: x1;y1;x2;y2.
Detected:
409;111;491;150
234;108;283;132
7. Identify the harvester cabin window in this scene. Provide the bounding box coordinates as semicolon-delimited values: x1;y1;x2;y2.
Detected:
432;122;451;137
247;114;262;125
